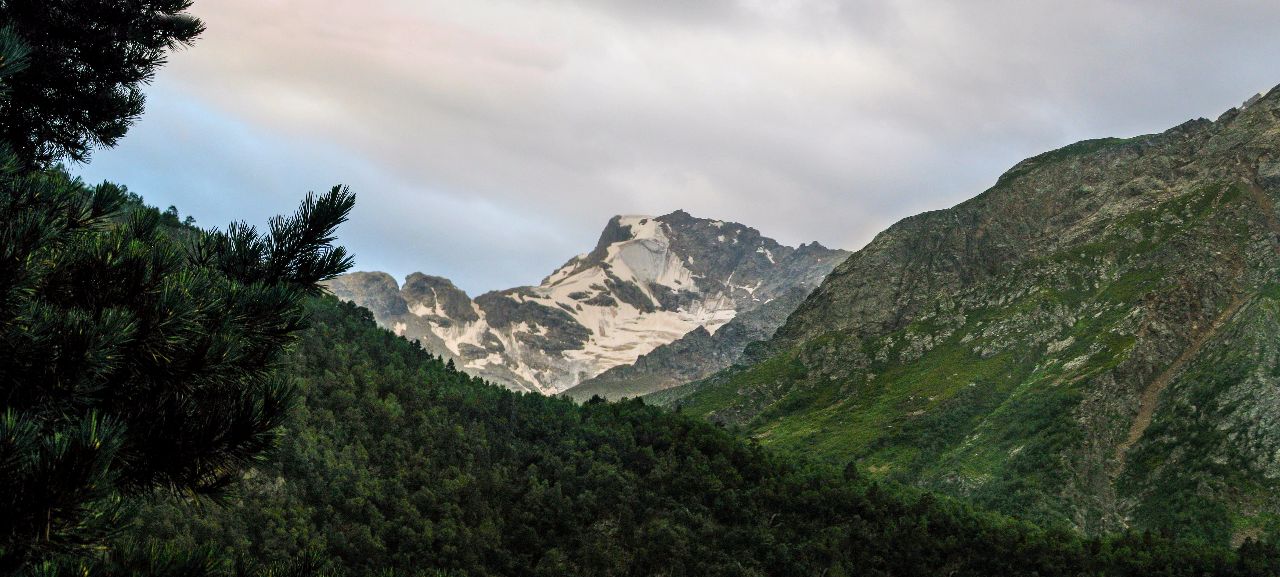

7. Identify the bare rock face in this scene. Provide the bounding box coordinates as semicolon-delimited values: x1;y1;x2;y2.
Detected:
326;272;408;317
665;86;1280;544
324;211;847;394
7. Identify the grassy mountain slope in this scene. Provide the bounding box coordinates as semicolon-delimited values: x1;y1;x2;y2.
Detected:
123;296;1280;576
663;87;1280;543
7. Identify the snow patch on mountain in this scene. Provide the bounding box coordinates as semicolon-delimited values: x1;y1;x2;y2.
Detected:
324;210;849;394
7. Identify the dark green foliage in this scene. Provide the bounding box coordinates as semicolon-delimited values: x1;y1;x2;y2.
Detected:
0;0;338;573
0;0;204;166
0;159;355;570
16;542;339;577
128;296;1280;576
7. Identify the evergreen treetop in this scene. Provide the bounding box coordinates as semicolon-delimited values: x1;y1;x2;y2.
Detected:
0;0;203;167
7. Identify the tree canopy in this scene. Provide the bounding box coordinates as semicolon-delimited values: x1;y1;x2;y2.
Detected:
0;162;355;570
122;295;1280;577
0;0;203;166
0;2;360;570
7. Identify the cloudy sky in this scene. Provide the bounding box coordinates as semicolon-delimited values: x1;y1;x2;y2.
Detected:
78;0;1280;295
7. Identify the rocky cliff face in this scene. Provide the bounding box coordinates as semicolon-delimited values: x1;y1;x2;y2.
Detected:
325;211;847;394
666;87;1280;544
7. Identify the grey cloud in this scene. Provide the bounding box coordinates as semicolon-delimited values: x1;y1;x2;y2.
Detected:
79;0;1280;294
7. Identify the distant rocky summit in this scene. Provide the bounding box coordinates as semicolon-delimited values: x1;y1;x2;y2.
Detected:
325;210;848;394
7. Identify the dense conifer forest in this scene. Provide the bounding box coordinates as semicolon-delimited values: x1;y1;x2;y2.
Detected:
122;294;1280;576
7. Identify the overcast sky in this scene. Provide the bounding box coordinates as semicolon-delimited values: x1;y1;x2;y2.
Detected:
77;0;1280;295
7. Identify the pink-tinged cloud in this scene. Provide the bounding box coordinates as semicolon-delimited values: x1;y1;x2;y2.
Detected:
81;0;1280;294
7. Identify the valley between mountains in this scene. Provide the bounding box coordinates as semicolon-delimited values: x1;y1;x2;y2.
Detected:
108;86;1280;575
327;87;1280;546
20;3;1280;575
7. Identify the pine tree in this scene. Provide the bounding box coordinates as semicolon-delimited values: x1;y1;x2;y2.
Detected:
0;160;356;569
0;0;204;167
0;31;356;559
0;2;362;573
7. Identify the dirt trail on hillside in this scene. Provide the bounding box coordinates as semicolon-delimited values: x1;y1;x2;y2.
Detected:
1112;173;1279;474
1245;173;1280;248
1112;293;1246;472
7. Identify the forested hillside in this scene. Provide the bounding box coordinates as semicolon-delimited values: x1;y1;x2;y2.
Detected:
125;294;1280;576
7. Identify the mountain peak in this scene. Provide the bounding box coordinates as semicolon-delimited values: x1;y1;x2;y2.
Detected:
1214;83;1280;123
327;211;849;394
1251;82;1280;106
614;214;664;241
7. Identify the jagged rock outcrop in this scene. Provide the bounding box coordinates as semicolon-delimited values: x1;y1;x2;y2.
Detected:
663;87;1280;544
325;211;848;394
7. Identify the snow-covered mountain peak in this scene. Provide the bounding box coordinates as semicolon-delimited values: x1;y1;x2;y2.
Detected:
325;210;849;394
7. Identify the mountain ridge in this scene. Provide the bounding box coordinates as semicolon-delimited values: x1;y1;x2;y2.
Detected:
661;86;1280;543
325;209;848;394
